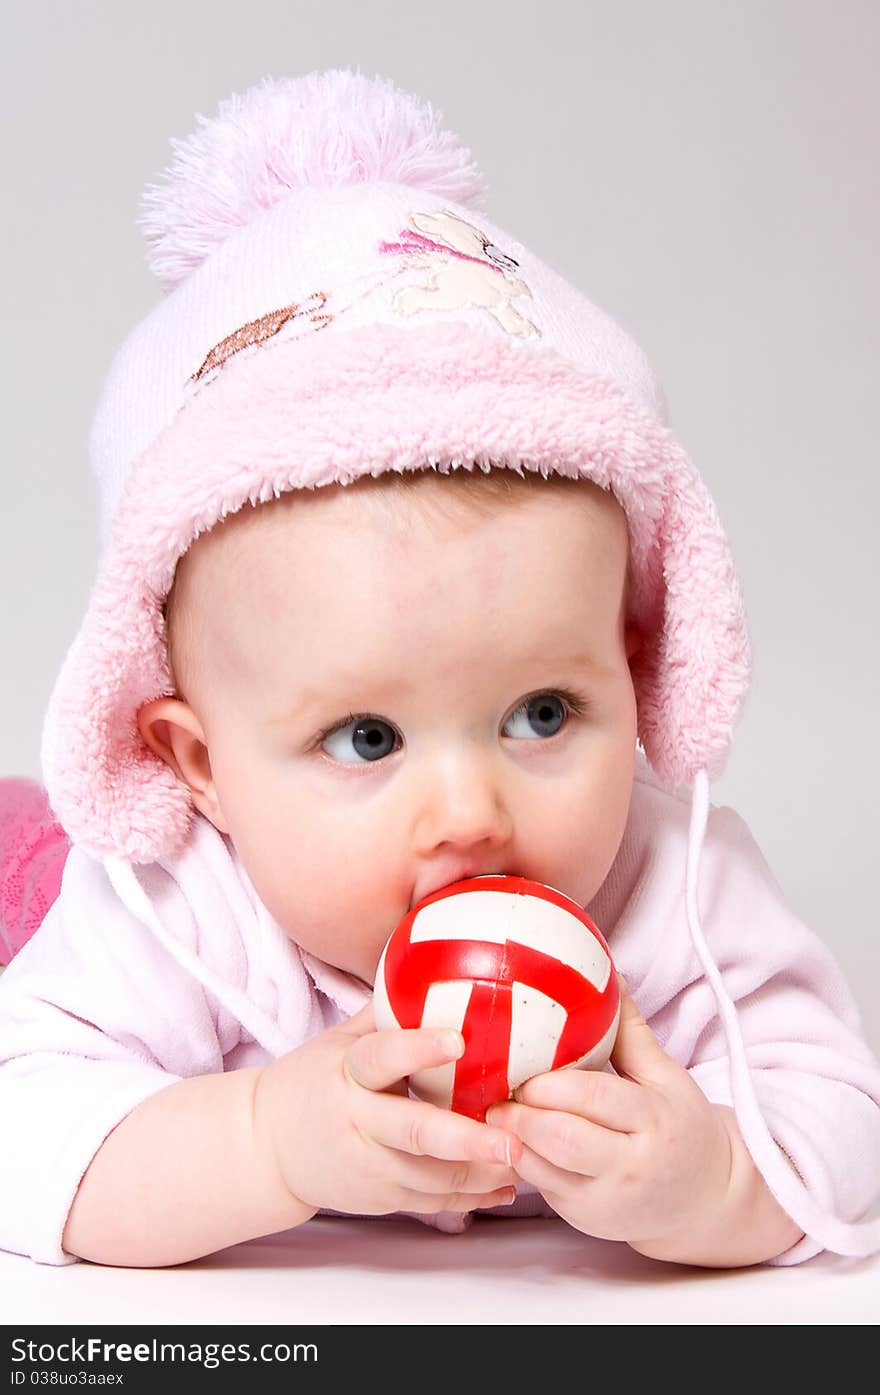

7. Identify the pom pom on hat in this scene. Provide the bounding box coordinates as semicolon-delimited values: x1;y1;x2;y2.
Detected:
137;67;490;292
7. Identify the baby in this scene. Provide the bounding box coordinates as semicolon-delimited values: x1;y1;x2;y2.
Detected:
1;68;879;1271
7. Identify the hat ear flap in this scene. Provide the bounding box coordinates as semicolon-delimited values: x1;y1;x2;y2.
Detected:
632;453;752;789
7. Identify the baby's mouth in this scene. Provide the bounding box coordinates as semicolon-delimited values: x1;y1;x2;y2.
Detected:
409;869;513;912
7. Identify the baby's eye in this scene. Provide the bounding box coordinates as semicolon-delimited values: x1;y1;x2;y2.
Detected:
321;716;400;765
502;693;568;740
319;692;573;766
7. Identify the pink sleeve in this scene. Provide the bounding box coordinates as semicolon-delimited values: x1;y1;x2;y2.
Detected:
643;802;880;1265
0;780;70;964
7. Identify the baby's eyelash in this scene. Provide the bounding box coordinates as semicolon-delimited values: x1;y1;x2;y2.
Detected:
315;711;364;745
517;687;591;722
315;687;592;745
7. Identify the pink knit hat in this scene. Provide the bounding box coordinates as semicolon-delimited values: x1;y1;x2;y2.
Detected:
40;67;750;865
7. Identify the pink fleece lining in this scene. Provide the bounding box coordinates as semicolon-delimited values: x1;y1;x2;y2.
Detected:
41;320;750;863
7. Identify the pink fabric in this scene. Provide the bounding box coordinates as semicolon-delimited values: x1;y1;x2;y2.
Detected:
39;85;750;865
138;71;493;295
0;780;69;964
41;324;750;866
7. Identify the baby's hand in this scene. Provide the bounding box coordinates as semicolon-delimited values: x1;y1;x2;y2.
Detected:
485;977;732;1253
251;1002;522;1218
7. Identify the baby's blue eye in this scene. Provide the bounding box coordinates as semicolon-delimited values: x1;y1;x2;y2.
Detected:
322;717;398;765
505;693;567;740
319;692;570;766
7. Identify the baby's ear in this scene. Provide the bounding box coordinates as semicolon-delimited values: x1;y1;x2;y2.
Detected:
137;697;230;833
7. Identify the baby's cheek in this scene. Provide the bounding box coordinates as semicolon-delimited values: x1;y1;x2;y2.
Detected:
561;786;633;904
257;826;392;973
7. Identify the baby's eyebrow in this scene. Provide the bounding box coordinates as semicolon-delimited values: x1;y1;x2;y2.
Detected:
262;652;610;727
264;671;417;723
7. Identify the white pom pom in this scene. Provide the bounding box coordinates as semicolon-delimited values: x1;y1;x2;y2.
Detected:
137;67;490;292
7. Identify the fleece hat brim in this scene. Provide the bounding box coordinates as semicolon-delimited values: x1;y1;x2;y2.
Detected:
41;316;750;863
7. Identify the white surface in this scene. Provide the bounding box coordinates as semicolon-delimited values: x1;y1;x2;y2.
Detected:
4;1215;878;1326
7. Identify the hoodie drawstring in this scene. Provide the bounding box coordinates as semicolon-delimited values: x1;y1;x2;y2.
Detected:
103;855;294;1060
686;768;880;1256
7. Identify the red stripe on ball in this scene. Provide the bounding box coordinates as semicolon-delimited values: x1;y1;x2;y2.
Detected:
453;979;512;1120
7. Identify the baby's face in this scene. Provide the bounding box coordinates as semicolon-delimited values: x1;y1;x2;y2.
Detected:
152;476;641;987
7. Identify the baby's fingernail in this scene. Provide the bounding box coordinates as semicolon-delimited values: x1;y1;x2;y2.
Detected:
440;1030;464;1058
502;1187;517;1205
494;1136;512;1166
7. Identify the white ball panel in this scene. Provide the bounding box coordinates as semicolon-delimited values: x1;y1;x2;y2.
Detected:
408;1062;455;1110
412;888;610;993
408;979;474;1110
507;894;611;990
419;979;473;1033
412;890;514;945
508;981;566;1088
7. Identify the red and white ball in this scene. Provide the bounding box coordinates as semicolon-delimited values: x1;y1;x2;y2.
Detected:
373;875;621;1121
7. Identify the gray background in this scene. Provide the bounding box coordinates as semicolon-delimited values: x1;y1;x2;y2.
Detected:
3;1;878;1049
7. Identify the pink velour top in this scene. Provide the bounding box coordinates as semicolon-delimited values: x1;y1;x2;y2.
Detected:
0;755;878;1267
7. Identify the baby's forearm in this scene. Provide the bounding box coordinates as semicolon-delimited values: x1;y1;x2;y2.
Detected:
62;1068;316;1267
629;1105;804;1267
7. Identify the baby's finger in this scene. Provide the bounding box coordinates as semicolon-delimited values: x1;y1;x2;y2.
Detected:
398;1183;518;1215
344;1022;467;1095
334;1001;377;1038
512;1064;647;1133
362;1087;522;1168
503;1139;589;1198
381;1146;519;1197
486;1100;626;1177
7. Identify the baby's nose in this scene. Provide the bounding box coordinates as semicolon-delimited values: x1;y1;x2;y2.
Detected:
412;748;514;851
